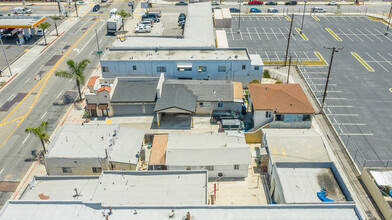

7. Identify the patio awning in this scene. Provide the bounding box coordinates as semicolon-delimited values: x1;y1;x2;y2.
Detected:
86;104;97;110
98;104;108;110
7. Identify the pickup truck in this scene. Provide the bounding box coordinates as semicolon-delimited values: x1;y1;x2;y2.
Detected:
248;1;263;5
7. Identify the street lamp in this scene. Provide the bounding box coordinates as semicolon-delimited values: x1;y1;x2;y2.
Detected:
0;36;12;77
300;1;307;34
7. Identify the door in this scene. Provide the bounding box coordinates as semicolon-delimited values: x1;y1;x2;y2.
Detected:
90;109;97;117
102;109;108;117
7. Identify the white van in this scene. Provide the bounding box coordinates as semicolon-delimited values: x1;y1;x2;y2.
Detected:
110;8;119;17
13;7;32;14
311;7;327;13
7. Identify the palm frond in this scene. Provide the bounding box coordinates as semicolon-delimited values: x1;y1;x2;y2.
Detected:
55;70;74;79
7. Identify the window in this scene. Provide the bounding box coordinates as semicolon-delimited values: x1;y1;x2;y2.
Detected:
133;65;137;70
218;66;226;72
156;66;166;72
265;111;272;118
303;114;311;121
102;66;109;72
199;66;207;72
234;164;240;170
205;166;214;171
62;167;72;173
242;65;246;70
218;102;224;108
186;166;191;170
255;66;259;70
178;67;192;71
275;114;284;121
92;167;102;173
199;102;210;107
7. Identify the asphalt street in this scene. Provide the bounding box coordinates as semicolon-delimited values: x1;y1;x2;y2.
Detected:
0;0;128;207
225;14;392;170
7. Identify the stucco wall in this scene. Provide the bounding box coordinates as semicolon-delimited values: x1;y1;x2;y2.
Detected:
45;157;109;175
196;102;242;115
253;110;273;129
167;164;248;178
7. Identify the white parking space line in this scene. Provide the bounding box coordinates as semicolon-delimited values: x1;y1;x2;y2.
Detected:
357;17;364;22
314;90;342;93
366;52;389;72
374;28;392;42
309;83;337;86
337;28;354;41
40;111;47;120
22;134;30;145
274;51;280;61
239;30;243;40
356;28;374;42
256;16;260;21
349;17;355;21
230;28;234;40
303;51;310;60
0;168;4;175
376;52;392;66
327;113;359;116
293;51;299;58
325;97;347;100
324;17;330;21
389;52;392;58
341;17;347;21
277;17;281;21
246;27;252;40
339;133;374;136
262;27;270;40
333;123;366;126
270;27;279;40
346;28;364;42
364;28;383;42
332;17;339;22
249;17;253;21
284;27;296;41
278;27;287;40
326;105;352;108
265;51;270;61
254;27;261;40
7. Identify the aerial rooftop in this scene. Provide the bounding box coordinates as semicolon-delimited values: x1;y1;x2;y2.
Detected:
0;16;46;29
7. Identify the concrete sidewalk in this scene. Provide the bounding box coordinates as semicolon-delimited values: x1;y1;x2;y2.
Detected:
0;0;95;86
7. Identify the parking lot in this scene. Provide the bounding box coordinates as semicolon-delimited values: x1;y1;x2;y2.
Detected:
225;15;392;169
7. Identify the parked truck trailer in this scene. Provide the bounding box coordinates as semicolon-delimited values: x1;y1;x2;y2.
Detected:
107;14;123;34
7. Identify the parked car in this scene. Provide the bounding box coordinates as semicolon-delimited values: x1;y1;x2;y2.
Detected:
211;111;242;123
93;4;100;12
250;8;261;13
134;24;151;33
178;13;186;22
219;119;245;132
326;1;338;5
211;1;220;5
142;13;160;22
36;29;48;36
267;8;278;13
147;11;161;18
12;7;31;14
140;19;153;27
248;0;263;5
179;20;186;26
128;0;134;6
175;1;188;6
311;7;326;13
230;8;240;12
265;1;277;5
285;1;297;5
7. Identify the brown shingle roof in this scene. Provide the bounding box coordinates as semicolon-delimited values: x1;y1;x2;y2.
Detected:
247;83;314;114
149;134;169;165
97;86;111;93
87;76;99;87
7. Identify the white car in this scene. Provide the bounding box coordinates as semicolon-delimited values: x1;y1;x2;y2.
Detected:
326;1;338;5
211;1;220;5
35;29;48;36
134;24;151;33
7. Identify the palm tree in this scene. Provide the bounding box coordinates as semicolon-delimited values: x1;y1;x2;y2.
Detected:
115;10;131;30
50;15;61;36
55;59;91;101
25;121;50;156
37;22;51;45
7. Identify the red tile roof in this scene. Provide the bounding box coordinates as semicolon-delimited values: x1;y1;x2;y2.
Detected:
87;76;99;87
97;86;111;93
248;83;315;114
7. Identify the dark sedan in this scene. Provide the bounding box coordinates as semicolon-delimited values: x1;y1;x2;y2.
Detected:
265;1;278;5
175;1;188;6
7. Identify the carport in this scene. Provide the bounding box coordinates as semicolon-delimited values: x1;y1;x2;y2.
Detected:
154;84;196;128
0;16;46;44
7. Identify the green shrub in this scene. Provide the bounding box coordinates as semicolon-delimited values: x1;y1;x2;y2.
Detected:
263;70;271;78
275;81;282;84
249;79;260;84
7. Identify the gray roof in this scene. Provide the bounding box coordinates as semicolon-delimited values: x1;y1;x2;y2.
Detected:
263;129;330;163
165;133;250;166
164;80;234;102
0;202;362;220
154;84;196;113
0;16;46;29
111;80;158;103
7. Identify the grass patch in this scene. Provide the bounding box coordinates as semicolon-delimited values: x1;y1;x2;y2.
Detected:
263;70;270;79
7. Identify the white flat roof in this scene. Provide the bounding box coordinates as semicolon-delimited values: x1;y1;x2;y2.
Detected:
46;124;144;164
20;176;99;201
249;54;264;66
110;3;215;49
102;48;250;61
165;133;250;166
263;129;330;163
0;202;362;220
0;16;45;29
90;171;208;205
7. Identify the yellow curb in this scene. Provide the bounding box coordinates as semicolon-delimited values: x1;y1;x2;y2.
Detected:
326;28;342;41
312;15;320;21
1;7;10;9
25;49;30;52
368;15;392;27
351;52;374;72
106;119;112;124
43;6;51;9
285;16;291;21
295;27;308;41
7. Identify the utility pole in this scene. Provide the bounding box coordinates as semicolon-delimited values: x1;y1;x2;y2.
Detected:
385;3;392;35
284;14;294;66
237;1;242;33
74;0;79;17
57;0;62;16
95;29;101;58
300;1;307;34
0;37;12;76
321;47;344;109
287;56;292;83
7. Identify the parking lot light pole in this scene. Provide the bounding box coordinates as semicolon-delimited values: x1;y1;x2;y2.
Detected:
385;3;392;36
321;47;344;109
0;37;12;77
237;1;242;33
74;0;79;17
284;14;294;66
300;1;307;34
